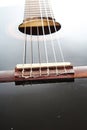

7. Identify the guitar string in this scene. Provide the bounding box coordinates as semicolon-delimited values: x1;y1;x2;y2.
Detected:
37;26;42;76
24;25;27;64
39;0;50;75
29;27;32;77
23;0;66;77
22;22;27;77
25;0;58;75
48;0;67;73
29;3;33;77
43;0;59;75
22;0;27;78
39;0;48;63
23;0;42;77
48;0;66;60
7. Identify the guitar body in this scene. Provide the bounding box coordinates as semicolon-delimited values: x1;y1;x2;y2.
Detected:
0;3;87;130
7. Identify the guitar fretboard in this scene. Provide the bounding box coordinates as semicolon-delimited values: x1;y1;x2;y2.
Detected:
24;0;54;20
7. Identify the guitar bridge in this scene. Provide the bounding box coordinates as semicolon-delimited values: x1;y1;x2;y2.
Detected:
15;62;74;85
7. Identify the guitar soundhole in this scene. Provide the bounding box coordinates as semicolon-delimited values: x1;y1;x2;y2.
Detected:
18;17;61;35
19;25;61;35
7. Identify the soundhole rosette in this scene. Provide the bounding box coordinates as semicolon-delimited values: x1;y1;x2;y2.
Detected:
18;17;61;35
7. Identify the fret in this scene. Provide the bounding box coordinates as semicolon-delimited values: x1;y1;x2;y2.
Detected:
24;14;53;17
24;11;52;15
24;10;52;13
24;11;53;14
25;6;52;11
24;8;53;12
24;14;53;16
25;4;50;6
25;3;51;5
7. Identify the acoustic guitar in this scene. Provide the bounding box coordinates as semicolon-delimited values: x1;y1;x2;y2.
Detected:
0;0;87;85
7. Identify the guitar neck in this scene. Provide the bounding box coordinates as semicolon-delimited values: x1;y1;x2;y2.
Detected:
19;0;61;35
24;0;54;20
